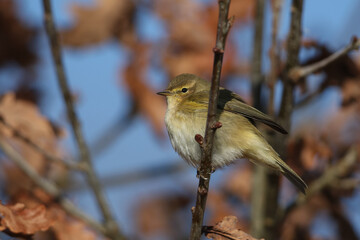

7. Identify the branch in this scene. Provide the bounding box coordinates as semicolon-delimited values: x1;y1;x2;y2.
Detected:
262;1;304;240
42;1;125;239
249;0;266;237
278;146;359;226
189;1;233;239
66;161;187;192
295;146;358;205
289;37;360;82
90;102;137;158
250;0;265;110
278;0;304;127
0;115;84;171
268;0;283;116
0;138;106;236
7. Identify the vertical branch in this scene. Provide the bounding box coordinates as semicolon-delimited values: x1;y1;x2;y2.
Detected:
251;0;283;238
42;1;125;239
250;0;265;110
268;0;283;116
279;0;304;128
189;1;233;239
263;1;304;240
249;0;266;237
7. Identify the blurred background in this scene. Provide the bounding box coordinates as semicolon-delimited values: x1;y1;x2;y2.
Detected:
0;0;360;239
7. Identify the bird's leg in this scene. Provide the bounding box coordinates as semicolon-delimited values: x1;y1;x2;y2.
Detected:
211;166;216;173
196;169;210;180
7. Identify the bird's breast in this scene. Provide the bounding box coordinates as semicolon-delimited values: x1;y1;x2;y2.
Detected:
165;108;205;167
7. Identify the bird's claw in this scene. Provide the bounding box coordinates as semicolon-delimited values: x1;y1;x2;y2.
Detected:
196;170;209;180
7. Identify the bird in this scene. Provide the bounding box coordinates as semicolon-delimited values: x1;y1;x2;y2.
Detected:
157;73;307;193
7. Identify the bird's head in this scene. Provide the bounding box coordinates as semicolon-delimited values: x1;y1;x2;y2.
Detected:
157;73;209;107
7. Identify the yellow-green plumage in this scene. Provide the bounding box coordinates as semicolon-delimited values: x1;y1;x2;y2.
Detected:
158;73;307;193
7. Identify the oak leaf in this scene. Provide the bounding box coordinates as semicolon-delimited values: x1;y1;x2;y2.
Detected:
0;202;52;234
123;45;167;137
0;93;67;195
205;216;262;240
62;0;136;47
50;207;97;240
0;0;37;67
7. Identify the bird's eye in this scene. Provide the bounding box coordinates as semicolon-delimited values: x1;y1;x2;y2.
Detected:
181;88;188;93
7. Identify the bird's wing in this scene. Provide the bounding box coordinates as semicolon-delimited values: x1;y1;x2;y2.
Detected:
188;89;287;134
218;89;287;134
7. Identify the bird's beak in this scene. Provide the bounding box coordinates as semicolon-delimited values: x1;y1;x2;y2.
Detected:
157;90;172;96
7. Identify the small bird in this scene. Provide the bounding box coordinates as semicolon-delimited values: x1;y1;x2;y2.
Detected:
157;73;307;193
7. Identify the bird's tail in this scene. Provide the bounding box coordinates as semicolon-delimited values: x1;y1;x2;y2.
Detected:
276;159;307;194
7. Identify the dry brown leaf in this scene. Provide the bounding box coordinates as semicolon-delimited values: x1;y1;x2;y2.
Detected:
207;191;242;226
223;163;253;202
0;202;52;234
49;207;97;240
155;0;214;76
300;43;360;93
2;191;98;240
322;99;360;156
287;133;333;174
229;0;255;22
341;79;360;108
123;45;167;137
0;93;67;195
280;195;328;240
62;0;136;47
205;216;262;240
0;0;37;67
155;0;242;77
135;193;190;237
0;93;51;140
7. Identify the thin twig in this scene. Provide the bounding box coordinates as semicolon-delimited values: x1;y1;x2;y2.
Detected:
42;1;125;239
189;1;233;239
0;138;106;235
0;115;84;171
289;37;360;82
66;161;187;192
90;103;137;158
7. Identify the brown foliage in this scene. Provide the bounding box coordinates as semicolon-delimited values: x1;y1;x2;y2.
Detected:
205;216;261;240
135;192;190;238
123;44;167;137
154;0;243;77
0;93;67;188
0;202;52;235
0;0;37;68
49;207;97;240
298;41;360;94
62;0;136;47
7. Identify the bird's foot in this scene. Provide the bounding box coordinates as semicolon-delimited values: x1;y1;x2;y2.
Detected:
196;170;209;180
